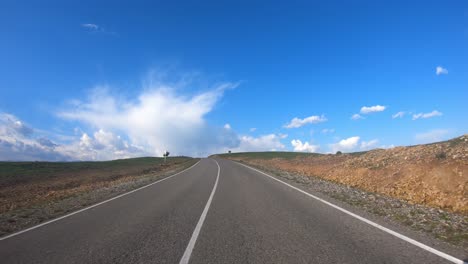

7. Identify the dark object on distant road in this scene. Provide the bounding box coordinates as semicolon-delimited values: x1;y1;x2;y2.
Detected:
228;150;231;153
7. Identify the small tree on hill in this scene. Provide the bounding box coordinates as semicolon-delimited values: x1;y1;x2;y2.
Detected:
163;151;170;162
336;151;342;155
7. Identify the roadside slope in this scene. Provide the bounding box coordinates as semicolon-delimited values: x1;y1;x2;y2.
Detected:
220;135;468;214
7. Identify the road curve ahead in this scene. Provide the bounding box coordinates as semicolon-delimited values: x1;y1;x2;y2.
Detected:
0;158;465;264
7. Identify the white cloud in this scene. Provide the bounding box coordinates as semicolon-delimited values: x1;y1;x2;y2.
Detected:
0;71;287;160
233;134;286;152
3;114;34;136
81;23;116;35
0;70;255;160
412;110;443;120
0;112;152;161
329;137;379;152
59;80;240;157
392;111;405;119
360;105;386;114
249;128;257;132
0;70;293;161
64;130;147;161
321;128;335;134
0;113;69;161
284;115;327;128
329;136;360;153
37;137;58;148
0;69;298;160
415;129;449;143
436;66;448;75
291;139;319;152
360;139;379;150
351;114;364;120
82;23;99;30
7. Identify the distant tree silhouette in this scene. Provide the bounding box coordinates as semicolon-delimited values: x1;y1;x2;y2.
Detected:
163;151;170;162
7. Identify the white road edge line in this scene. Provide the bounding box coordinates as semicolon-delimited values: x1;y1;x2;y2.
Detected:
179;159;220;264
0;160;202;241
236;161;465;264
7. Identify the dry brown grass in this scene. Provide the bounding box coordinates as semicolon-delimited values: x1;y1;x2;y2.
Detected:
223;135;468;214
0;157;196;216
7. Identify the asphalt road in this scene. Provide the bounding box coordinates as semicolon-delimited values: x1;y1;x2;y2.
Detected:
0;158;465;264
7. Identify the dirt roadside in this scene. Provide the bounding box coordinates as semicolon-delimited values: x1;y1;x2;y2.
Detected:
0;157;198;237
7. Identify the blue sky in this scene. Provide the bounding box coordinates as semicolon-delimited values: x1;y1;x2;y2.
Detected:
0;1;467;160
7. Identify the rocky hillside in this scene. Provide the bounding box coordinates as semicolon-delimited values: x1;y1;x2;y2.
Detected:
223;135;468;214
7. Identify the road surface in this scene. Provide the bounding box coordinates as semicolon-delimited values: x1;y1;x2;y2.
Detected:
0;158;466;264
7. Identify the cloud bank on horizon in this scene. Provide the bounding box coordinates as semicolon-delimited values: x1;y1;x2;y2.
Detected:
0;67;458;161
1;75;296;161
0;76;452;161
0;68;457;161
